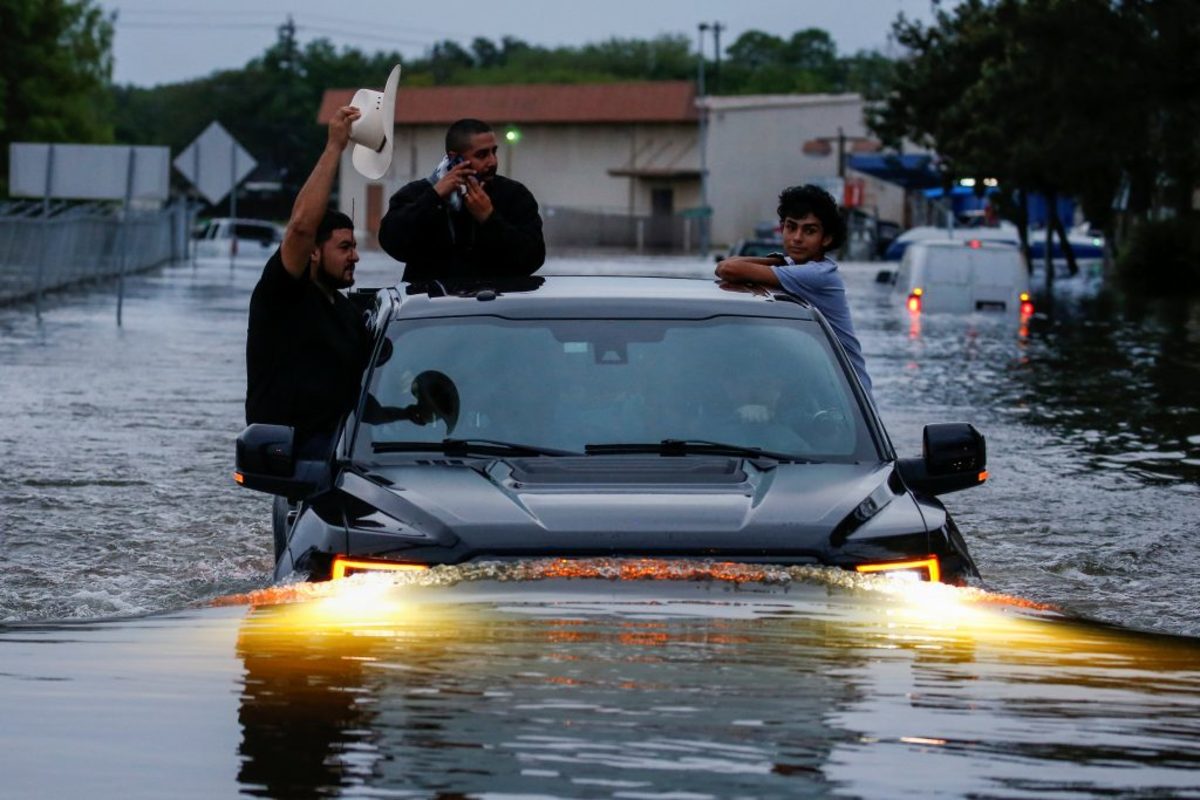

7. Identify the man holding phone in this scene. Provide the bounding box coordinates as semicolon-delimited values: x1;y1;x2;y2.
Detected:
379;118;545;282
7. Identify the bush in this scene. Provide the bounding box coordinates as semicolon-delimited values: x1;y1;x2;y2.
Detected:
1116;216;1200;294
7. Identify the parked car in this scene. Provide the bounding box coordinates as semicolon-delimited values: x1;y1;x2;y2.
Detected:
714;222;783;262
719;238;784;261
193;217;283;259
891;239;1034;316
235;276;987;584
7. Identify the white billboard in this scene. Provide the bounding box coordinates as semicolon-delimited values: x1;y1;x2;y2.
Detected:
9;143;170;201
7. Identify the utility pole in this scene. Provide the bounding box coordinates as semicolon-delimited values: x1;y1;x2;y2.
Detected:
712;23;724;95
697;23;710;257
837;126;846;179
278;15;297;69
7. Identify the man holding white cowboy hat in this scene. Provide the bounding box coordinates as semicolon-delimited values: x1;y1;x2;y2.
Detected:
245;64;404;457
247;72;407;557
245;102;371;459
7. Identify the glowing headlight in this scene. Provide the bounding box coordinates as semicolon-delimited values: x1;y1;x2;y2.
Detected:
856;557;941;583
331;556;429;580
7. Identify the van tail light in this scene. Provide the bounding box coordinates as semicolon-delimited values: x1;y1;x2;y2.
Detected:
856;556;942;583
967;239;982;249
1019;291;1034;316
330;556;429;580
907;287;923;313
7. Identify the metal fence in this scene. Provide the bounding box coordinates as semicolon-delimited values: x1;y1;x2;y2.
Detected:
542;206;702;253
0;200;191;309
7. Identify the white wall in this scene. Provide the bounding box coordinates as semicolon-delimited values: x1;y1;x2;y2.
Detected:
704;94;864;245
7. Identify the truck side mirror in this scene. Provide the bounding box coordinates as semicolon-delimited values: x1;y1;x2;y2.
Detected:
897;423;987;495
235;424;330;501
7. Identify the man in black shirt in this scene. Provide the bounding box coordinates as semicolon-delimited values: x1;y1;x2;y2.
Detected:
378;118;545;282
245;105;370;456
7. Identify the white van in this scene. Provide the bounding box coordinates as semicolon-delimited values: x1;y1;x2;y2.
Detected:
892;239;1033;315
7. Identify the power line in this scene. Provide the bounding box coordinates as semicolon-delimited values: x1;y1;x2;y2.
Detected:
117;21;278;30
295;25;430;49
298;12;455;39
113;8;454;41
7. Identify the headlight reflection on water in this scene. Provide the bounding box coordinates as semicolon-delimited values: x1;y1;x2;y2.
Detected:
214;557;1063;647
219;559;1200;800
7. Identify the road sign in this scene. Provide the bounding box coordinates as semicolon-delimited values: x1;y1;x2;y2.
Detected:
10;143;170;201
173;121;257;205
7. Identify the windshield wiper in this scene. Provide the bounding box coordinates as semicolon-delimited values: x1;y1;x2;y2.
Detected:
584;439;809;463
372;438;582;457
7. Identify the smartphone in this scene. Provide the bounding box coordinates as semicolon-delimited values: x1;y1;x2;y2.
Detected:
448;154;469;195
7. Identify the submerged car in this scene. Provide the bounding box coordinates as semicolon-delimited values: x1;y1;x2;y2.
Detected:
193;217;283;259
892;239;1035;316
235;276;987;584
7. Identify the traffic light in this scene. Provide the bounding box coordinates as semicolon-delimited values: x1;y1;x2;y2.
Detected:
504;126;522;144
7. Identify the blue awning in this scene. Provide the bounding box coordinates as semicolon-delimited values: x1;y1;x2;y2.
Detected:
847;154;942;189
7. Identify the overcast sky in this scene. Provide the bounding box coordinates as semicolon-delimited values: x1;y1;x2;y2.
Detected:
100;0;943;87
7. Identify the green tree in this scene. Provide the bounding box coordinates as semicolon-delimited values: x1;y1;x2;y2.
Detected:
0;0;114;192
720;28;888;95
1135;0;1200;217
871;0;1145;283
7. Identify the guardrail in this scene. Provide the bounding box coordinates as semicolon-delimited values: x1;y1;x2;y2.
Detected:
0;201;191;317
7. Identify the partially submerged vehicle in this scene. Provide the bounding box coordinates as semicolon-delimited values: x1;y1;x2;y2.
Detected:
235;276;987;584
891;239;1035;316
884;220;1104;266
193;217;284;259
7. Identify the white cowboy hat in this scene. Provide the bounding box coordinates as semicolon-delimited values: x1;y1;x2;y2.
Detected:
349;64;400;180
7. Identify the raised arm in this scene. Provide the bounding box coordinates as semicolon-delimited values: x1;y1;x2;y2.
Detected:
279;105;359;276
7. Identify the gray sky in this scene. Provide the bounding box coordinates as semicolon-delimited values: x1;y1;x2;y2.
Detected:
100;0;942;87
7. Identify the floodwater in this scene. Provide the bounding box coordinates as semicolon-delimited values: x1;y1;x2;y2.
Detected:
1;252;1199;798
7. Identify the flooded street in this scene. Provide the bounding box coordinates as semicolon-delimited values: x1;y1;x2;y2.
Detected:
5;570;1200;798
1;253;1199;797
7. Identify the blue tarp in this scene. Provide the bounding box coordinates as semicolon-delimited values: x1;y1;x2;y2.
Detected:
846;154;942;189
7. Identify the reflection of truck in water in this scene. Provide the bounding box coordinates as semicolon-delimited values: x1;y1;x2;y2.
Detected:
193;218;283;259
891;239;1034;316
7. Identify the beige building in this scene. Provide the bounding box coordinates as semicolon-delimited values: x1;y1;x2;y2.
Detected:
317;81;904;251
318;82;701;249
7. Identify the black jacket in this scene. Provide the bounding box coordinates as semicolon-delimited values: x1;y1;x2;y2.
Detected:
245;251;370;441
378;174;545;282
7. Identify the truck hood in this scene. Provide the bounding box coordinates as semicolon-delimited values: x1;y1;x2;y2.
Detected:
339;456;929;561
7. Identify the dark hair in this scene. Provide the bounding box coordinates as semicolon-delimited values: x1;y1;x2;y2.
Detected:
316;210;354;245
777;184;846;251
445;118;493;153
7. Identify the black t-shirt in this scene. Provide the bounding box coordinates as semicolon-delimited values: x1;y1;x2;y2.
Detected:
245;249;370;440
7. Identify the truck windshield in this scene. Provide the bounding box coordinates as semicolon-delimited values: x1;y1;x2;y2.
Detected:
355;316;876;462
